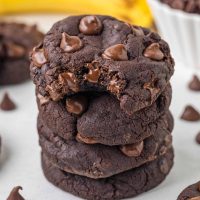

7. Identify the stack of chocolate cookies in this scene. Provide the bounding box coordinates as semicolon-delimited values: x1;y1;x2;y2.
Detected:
30;15;175;200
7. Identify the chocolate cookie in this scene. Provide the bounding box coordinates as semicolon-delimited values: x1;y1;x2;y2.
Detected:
177;181;200;200
37;85;172;145
38;113;173;178
0;22;43;85
30;15;174;115
42;148;174;200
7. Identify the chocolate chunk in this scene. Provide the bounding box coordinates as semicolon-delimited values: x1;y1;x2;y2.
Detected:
37;93;49;106
76;133;97;144
85;64;100;83
188;75;200;91
144;43;164;61
6;43;25;58
0;92;16;111
102;44;128;61
79;15;102;35
181;105;200;122
120;141;144;157
32;48;47;68
196;132;200;145
66;95;88;115
159;158;169;174
58;72;79;92
60;32;83;53
6;186;25;200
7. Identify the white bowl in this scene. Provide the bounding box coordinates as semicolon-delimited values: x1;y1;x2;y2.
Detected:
148;0;200;69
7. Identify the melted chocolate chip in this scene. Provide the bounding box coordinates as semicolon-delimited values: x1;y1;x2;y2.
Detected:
32;48;47;68
120;141;144;157
37;93;49;106
58;72;79;92
108;79;121;94
76;133;97;144
0;92;16;111
6;186;25;200
196;132;200;145
181;105;200;122
102;44;128;61
144;43;164;61
79;15;102;35
188;75;200;91
85;64;100;83
159;158;169;174
6;43;26;58
60;32;83;53
66;95;88;115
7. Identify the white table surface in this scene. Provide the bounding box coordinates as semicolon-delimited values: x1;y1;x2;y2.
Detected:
0;15;200;200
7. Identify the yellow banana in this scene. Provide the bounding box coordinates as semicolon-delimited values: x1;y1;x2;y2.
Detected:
0;0;152;27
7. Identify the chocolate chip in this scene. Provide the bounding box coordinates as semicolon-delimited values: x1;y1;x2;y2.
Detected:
6;186;25;200
164;134;172;147
159;146;168;155
188;75;200;91
196;132;200;145
120;141;144;157
60;32;83;53
79;15;102;35
144;43;164;61
159;158;169;174
32;48;47;68
102;44;128;61
131;26;144;36
58;72;79;92
66;95;88;115
85;64;100;83
180;105;200;122
108;79;121;94
37;93;49;106
0;92;16;111
76;133;97;144
6;43;26;58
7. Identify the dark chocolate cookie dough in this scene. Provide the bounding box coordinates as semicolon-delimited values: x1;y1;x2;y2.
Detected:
0;22;43;85
177;181;200;200
30;15;174;115
37;84;172;145
38;113;173;178
42;148;174;200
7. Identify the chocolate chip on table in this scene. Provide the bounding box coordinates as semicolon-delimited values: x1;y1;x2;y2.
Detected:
188;75;200;91
0;92;16;111
6;186;25;200
120;141;144;157
79;15;102;35
180;105;200;122
196;132;200;145
60;32;83;53
66;95;88;115
6;42;26;58
102;44;128;61
144;43;164;61
76;133;97;144
32;48;47;68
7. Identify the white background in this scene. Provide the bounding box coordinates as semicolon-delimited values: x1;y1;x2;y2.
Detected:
0;15;200;200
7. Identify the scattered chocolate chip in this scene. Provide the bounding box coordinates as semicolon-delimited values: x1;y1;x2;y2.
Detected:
120;141;144;157
85;64;100;83
32;48;47;68
6;43;26;58
159;158;169;174
181;105;200;122
0;92;16;111
144;43;164;61
196;132;200;145
37;93;49;106
60;32;83;53
76;133;97;144
102;44;128;61
66;95;88;115
79;15;102;35
188;75;200;91
6;186;25;200
58;72;79;92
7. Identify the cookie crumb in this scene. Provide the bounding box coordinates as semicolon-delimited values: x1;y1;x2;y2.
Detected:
0;92;16;111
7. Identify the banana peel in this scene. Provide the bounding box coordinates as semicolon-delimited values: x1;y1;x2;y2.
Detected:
0;0;152;27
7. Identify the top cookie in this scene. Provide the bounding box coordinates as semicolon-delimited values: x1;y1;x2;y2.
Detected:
30;15;174;114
